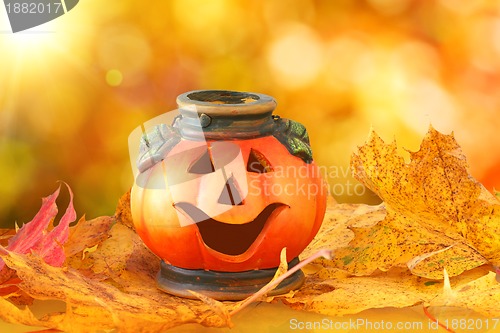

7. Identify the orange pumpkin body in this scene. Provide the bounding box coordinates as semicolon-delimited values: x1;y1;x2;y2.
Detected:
131;135;327;272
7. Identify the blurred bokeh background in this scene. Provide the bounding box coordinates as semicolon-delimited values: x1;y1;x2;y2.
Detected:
1;0;500;228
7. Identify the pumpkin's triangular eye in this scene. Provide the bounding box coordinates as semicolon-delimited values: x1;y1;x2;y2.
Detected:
218;175;244;205
188;149;215;174
247;149;273;173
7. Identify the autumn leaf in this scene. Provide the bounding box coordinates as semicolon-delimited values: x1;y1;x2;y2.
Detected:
33;184;76;267
0;276;22;297
429;271;500;317
0;183;76;278
300;202;385;259
86;223;136;275
331;127;499;278
64;216;114;258
284;203;498;317
0;229;15;246
278;259;497;317
1;195;500;332
188;290;234;328
3;127;500;332
0;228;232;332
114;189;133;229
1;192;227;331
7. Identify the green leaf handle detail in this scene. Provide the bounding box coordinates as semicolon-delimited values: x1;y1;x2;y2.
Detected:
273;118;313;164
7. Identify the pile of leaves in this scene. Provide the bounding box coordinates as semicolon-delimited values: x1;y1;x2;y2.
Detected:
0;127;499;332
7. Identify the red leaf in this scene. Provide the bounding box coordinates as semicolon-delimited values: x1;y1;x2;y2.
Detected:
34;184;76;266
0;277;22;296
0;183;76;272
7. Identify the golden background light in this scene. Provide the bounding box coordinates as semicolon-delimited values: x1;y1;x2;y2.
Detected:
267;23;325;89
1;0;500;227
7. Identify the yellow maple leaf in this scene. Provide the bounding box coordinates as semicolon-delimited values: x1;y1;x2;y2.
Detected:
279;204;500;317
2;193;500;331
4;125;500;332
332;126;500;278
429;271;500;317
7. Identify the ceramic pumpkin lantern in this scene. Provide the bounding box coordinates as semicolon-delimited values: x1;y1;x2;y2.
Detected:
131;90;327;300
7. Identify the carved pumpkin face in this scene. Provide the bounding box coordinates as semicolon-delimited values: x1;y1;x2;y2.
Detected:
131;134;327;272
130;90;327;273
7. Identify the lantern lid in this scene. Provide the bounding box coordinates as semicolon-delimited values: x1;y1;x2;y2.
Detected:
175;90;278;140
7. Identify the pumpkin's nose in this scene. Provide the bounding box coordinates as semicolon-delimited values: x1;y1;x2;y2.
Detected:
218;175;244;206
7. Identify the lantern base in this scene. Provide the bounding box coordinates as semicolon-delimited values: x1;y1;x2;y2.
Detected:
157;258;305;301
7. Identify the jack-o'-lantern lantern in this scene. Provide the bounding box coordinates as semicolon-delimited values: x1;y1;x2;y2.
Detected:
130;90;327;300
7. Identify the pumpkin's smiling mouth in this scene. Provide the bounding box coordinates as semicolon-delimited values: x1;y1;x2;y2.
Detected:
174;203;287;256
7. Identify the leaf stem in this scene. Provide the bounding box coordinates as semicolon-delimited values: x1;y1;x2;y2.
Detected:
229;249;332;317
423;306;455;333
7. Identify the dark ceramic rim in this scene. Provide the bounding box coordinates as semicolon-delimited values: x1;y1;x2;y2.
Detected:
176;90;277;116
174;90;278;140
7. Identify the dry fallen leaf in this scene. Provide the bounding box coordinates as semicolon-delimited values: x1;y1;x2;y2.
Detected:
114;189;134;229
0;183;75;275
0;183;76;300
278;264;497;317
283;203;498;317
188;290;234;328
331;127;499;278
0;251;231;332
1;198;499;332
429;271;500;317
65;216;114;258
1;127;500;332
300;203;385;259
